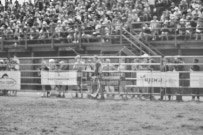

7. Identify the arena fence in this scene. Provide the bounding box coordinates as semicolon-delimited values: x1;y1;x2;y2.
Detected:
1;56;203;100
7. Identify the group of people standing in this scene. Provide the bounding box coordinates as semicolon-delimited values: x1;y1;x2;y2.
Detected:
38;55;202;101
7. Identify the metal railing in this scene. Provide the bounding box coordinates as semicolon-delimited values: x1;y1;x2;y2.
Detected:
1;22;203;51
1;56;203;100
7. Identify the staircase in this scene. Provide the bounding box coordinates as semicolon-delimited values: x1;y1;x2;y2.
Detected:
121;28;163;56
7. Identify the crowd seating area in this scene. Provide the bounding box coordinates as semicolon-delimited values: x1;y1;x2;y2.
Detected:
0;0;203;47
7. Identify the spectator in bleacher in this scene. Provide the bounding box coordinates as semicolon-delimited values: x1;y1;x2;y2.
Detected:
150;16;160;40
179;0;188;13
0;0;202;43
160;22;170;40
190;58;201;101
139;23;151;41
195;20;203;40
185;22;193;39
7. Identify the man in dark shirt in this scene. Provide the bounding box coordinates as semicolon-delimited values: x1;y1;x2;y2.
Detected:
90;55;104;100
38;60;50;97
191;59;201;101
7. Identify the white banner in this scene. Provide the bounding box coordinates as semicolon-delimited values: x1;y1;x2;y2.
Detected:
0;71;21;90
190;72;203;88
41;71;77;85
137;71;179;87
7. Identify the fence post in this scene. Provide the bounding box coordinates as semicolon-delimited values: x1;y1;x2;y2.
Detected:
1;37;4;51
25;29;28;50
79;25;82;49
51;27;54;48
120;26;122;45
175;30;177;47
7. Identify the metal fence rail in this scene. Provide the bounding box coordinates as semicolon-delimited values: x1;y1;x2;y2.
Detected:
0;56;203;101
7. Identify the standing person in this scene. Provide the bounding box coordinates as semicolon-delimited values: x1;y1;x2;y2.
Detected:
148;59;159;100
38;60;50;97
173;57;185;101
139;57;150;99
10;54;20;71
73;55;84;98
131;59;140;98
0;59;8;96
57;60;68;98
118;58;127;99
9;54;20;95
48;59;57;96
85;59;94;94
91;55;104;100
102;59;116;99
159;58;173;101
190;59;201;101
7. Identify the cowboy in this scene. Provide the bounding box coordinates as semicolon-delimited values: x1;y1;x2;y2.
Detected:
73;55;84;98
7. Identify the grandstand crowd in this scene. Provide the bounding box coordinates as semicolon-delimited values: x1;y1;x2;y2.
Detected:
0;0;203;44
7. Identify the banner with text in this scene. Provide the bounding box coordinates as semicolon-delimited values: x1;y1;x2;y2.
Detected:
190;72;203;88
41;71;77;85
137;71;179;87
0;71;21;90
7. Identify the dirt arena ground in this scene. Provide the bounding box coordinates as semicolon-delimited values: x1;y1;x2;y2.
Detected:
0;92;203;135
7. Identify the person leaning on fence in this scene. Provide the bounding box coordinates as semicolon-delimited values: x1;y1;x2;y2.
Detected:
0;59;8;96
159;58;173;101
56;61;68;98
38;60;50;97
131;59;140;98
190;58;201;101
10;55;20;95
73;55;84;98
10;55;20;71
138;57;150;99
84;59;94;94
148;59;159;100
173;57;185;102
118;58;127;99
48;59;58;96
103;59;117;99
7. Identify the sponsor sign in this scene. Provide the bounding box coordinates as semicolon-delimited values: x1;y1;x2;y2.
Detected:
41;71;77;85
190;72;203;88
0;71;21;90
137;71;179;87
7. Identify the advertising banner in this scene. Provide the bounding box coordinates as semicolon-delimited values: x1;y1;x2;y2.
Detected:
136;71;179;87
41;71;77;85
190;72;203;88
0;71;21;90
